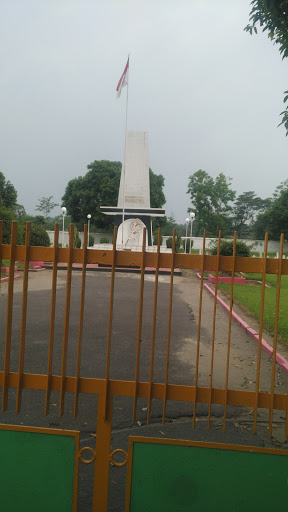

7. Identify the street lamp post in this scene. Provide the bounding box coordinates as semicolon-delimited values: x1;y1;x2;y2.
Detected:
61;206;66;247
87;214;91;247
185;217;189;254
189;212;195;254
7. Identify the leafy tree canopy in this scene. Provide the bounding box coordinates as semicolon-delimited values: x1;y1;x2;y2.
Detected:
14;204;26;219
251;180;288;239
36;196;59;219
62;160;166;231
0;171;18;211
0;205;15;244
187;170;236;236
232;191;268;237
245;0;288;134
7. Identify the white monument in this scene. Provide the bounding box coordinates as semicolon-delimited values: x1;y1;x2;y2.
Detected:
101;131;165;248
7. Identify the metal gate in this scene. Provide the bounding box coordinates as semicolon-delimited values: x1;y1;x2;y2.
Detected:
0;220;288;510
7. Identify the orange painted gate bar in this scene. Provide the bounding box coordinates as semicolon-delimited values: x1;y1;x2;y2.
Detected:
0;220;287;511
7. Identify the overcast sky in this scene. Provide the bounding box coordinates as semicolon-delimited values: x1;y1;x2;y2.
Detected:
1;0;287;223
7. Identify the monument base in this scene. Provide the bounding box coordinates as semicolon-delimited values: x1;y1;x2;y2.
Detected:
115;216;152;247
91;243;172;253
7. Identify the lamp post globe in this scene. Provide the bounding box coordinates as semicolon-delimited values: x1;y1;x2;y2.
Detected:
189;212;195;254
87;214;91;247
185;217;189;254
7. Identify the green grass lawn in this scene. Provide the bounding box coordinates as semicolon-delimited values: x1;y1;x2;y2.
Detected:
1;260;27;269
219;274;288;344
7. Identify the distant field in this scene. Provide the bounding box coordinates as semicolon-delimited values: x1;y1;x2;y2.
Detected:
219;274;288;344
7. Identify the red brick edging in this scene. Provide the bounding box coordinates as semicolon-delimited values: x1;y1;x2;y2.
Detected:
204;283;288;376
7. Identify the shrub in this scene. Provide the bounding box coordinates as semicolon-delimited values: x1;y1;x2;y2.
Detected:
100;236;109;244
29;225;50;246
16;224;25;245
211;240;251;257
74;227;81;248
166;237;172;249
166;232;182;253
153;232;163;245
88;234;94;247
182;238;193;254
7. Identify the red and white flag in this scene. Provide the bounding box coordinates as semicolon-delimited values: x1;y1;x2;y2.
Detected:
116;57;129;98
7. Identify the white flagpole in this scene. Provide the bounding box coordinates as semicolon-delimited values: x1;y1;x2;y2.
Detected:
121;55;129;248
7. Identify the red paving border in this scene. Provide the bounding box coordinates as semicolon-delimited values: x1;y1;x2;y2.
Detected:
204;282;288;375
0;274;21;283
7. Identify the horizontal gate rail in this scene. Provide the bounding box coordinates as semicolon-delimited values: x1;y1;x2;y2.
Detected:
0;373;287;411
2;245;288;275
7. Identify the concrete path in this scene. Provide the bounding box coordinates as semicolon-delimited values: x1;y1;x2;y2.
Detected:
0;269;287;511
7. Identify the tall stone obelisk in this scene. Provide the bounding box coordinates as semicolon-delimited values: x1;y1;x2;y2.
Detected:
101;131;165;247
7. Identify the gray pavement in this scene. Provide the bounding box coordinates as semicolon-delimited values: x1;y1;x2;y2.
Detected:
0;269;287;511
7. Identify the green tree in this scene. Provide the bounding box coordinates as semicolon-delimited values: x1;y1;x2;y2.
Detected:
232;191;267;237
265;183;288;239
0;172;20;242
252;211;270;239
0;171;18;211
62;160;166;231
149;169;165;208
160;215;177;236
251;181;288;239
0;205;15;243
245;0;288;134
14;204;26;219
36;196;59;219
187;170;235;236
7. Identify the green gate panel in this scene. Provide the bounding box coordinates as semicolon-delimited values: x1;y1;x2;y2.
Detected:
0;425;79;512
126;437;288;512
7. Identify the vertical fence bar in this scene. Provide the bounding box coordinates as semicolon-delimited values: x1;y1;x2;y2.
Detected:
104;226;117;421
269;233;284;437
192;231;206;428
223;231;237;432
74;224;88;419
253;232;268;433
132;228;146;423
16;222;31;413
286;379;288;438
162;228;176;425
207;231;221;430
0;221;3;280
59;224;74;418
93;392;113;512
2;221;17;412
147;228;161;425
45;224;59;415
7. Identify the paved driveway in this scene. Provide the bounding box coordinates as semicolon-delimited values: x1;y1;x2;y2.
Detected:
0;269;287;510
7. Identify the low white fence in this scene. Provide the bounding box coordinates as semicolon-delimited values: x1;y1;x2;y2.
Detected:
47;231;287;255
47;231;113;247
180;237;288;255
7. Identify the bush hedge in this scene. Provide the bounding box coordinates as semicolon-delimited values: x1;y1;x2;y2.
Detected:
166;232;182;253
210;240;251;257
